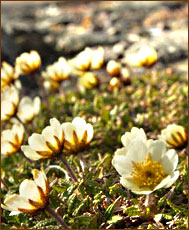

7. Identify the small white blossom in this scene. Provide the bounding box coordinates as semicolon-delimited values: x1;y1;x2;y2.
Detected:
62;117;94;154
2;169;49;215
17;96;41;124
21;118;64;160
158;124;187;149
1;123;24;156
15;50;41;75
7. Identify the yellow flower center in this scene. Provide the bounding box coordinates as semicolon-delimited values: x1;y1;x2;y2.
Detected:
129;153;166;190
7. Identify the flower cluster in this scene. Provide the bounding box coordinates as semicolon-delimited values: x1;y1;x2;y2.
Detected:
21;117;94;160
1;85;41;123
73;47;104;71
112;127;179;194
106;60;131;90
42;57;71;91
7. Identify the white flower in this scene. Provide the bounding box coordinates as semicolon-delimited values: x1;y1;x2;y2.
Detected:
121;127;147;147
90;47;104;70
17;96;41;124
42;57;71;84
158;124;187;149
21;118;64;160
1;168;50;215
62;117;94;154
126;45;157;67
106;60;121;76
74;47;93;71
15;50;41;75
1;85;19;122
71;47;104;71
109;77;120;91
1;62;20;91
1;85;40;123
43;80;59;92
112;139;179;194
1;123;24;156
78;72;99;90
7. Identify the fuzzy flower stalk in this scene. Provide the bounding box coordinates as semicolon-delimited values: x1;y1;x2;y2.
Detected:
112;127;179;194
1;169;68;228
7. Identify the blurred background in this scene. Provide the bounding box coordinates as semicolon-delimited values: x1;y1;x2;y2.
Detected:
2;1;188;75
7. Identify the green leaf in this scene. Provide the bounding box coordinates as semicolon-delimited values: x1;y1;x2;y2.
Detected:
124;206;140;217
104;203;114;219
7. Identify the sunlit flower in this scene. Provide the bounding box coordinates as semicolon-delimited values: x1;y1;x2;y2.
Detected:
1;85;19;122
1;168;50;215
42;57;71;85
1;123;24;156
73;47;104;71
1;85;40;123
120;67;131;85
62;117;94;154
74;47;93;71
1;62;21;91
109;77;120;91
121;127;147;147
43;80;59;92
90;47;104;70
17;96;41;124
126;45;157;67
15;50;41;75
112;139;179;194
78;72;99;90
106;60;121;76
21;118;64;160
158;124;187;149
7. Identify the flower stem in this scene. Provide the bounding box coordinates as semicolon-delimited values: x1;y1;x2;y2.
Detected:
78;153;87;171
1;178;9;190
60;155;78;183
145;194;151;208
46;205;69;229
18;150;33;164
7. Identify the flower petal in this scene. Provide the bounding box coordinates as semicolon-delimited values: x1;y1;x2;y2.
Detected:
19;179;41;202
160;149;178;174
148;140;167;162
120;177;152;194
28;134;51;152
1;141;16;155
86;124;94;142
50;118;63;141
126;139;147;163
163;171;179;188
3;194;36;212
121;127;147;147
62;123;75;144
112;148;133;176
72;117;87;141
32;169;47;194
21;145;43;160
